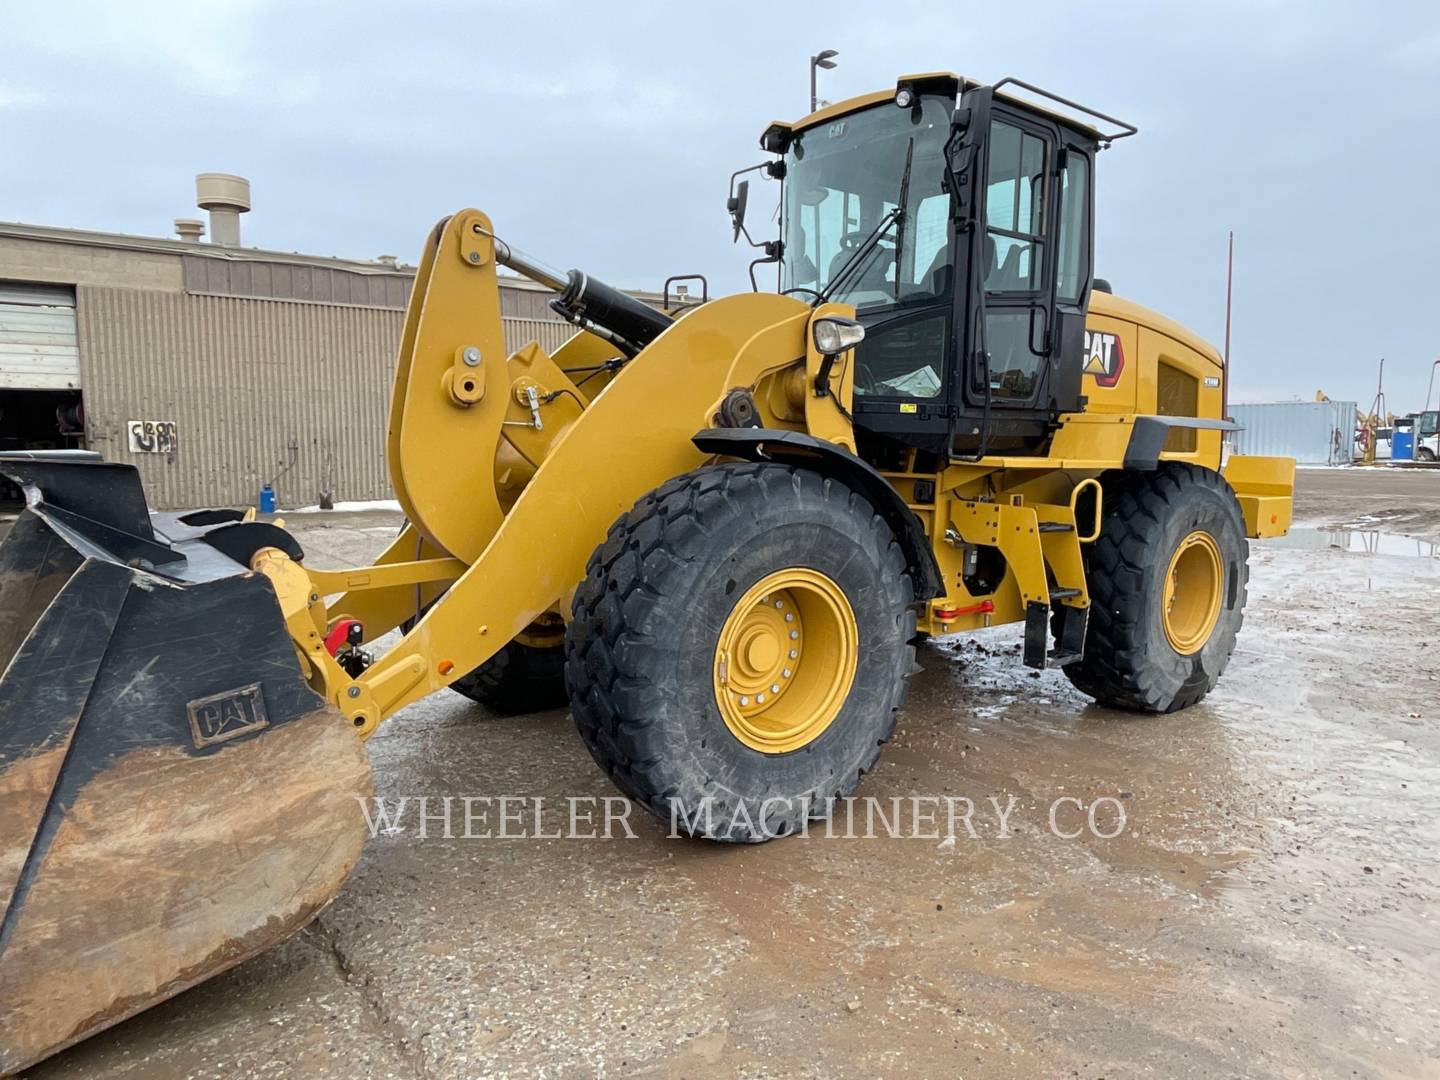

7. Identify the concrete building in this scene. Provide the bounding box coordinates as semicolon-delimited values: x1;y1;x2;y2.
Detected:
0;177;598;509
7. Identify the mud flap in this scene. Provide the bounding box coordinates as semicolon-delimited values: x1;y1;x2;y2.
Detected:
0;454;373;1074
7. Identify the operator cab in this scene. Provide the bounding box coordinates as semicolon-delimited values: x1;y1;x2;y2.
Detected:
740;74;1135;459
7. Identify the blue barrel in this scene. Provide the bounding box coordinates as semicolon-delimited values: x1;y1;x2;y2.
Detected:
258;483;277;513
1392;432;1415;461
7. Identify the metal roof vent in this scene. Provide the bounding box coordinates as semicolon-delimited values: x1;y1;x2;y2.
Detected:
195;173;251;247
174;218;205;242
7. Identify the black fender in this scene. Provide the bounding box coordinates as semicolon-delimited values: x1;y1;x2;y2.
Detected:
692;427;944;601
1124;416;1240;471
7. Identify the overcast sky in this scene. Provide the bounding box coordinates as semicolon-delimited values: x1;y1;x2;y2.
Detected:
2;1;1437;411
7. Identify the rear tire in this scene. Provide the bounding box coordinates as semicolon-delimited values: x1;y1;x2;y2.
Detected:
449;639;568;714
565;462;916;842
1418;447;1437;462
1061;463;1249;713
401;597;567;715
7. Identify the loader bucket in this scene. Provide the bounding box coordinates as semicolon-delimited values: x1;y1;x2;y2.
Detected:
0;452;372;1074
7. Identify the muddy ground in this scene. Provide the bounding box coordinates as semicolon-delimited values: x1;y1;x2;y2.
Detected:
1292;466;1440;543
22;468;1440;1079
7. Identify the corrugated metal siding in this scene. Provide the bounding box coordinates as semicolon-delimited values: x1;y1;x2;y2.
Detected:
1229;401;1357;465
504;317;576;355
182;255;412;309
76;285;576;509
500;283;562;319
182;255;563;318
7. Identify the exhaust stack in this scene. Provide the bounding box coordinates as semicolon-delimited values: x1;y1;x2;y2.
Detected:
195;173;251;247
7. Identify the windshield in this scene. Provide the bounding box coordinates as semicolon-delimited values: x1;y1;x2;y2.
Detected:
782;96;953;310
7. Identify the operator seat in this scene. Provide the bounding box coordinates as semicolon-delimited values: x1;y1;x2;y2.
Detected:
921;235;1005;296
827;245;896;296
988;244;1027;291
922;246;951;294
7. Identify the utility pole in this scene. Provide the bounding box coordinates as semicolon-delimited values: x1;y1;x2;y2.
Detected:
1222;231;1233;419
1222;231;1233;367
810;50;838;113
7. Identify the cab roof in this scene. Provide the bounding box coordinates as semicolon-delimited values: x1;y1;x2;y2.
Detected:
763;73;1136;152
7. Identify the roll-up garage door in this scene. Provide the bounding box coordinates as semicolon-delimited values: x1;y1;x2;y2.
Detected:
0;282;80;389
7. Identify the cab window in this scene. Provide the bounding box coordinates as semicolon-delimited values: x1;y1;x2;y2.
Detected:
782;97;956;403
1056;151;1090;304
984;122;1046;292
982;120;1049;400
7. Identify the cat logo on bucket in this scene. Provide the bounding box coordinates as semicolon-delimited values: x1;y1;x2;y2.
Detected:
186;683;270;749
1083;331;1124;388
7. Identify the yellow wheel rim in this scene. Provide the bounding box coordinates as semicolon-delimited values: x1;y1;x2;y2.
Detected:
713;568;858;754
1162;530;1223;655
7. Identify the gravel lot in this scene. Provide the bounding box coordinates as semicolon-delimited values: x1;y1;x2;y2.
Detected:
23;467;1440;1079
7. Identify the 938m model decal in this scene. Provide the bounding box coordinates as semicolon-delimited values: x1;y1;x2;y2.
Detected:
1083;331;1124;388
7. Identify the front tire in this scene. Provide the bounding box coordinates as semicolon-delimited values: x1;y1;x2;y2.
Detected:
1061;463;1249;713
565;463;916;842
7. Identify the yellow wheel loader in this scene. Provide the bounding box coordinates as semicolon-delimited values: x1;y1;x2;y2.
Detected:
0;72;1294;1070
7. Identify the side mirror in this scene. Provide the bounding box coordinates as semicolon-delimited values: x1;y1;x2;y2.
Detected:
727;180;750;243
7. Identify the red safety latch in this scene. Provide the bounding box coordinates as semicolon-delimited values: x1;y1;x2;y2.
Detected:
324;618;363;656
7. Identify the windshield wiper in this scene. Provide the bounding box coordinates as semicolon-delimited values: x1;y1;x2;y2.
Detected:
817;137;914;307
893;137;915;302
817;209;898;305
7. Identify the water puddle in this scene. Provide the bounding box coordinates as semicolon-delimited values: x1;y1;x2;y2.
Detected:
1262;527;1439;558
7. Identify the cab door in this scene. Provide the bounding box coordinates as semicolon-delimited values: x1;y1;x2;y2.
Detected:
971;113;1054;410
949;94;1093;456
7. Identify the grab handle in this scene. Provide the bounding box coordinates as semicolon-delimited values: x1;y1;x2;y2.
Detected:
1070;477;1104;543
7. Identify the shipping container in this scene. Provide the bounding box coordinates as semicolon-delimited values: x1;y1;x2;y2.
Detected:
1228;400;1357;466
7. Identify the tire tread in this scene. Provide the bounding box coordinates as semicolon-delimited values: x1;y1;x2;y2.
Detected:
1061;463;1249;713
565;462;916;839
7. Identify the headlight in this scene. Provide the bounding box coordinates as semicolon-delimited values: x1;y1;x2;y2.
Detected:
812;317;865;356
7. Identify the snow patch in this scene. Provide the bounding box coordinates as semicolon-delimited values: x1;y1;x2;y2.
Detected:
285;499;403;514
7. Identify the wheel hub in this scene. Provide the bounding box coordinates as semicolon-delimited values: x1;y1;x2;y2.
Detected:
714;568;857;754
1163;530;1223;655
